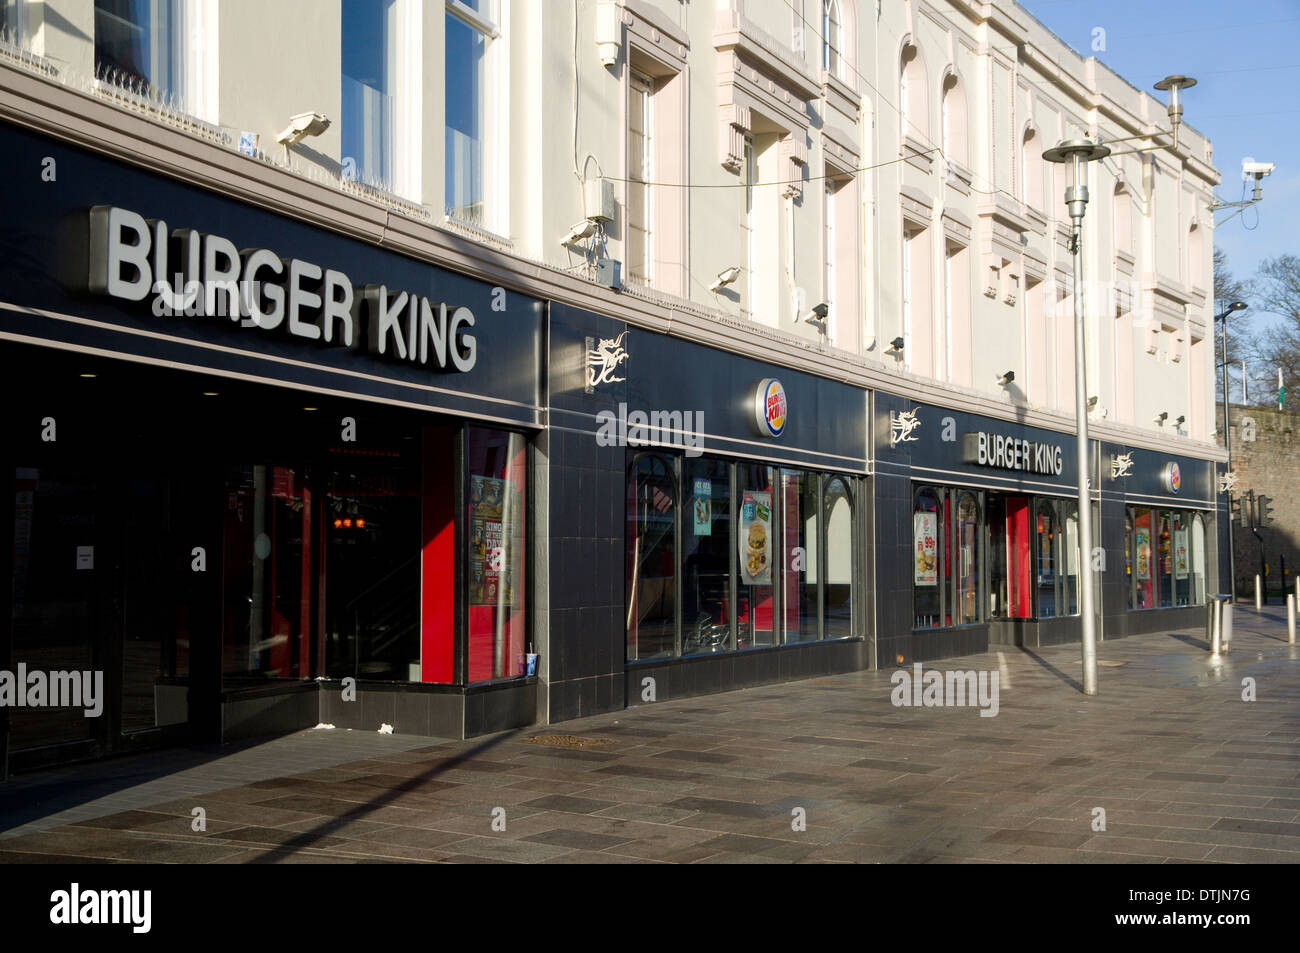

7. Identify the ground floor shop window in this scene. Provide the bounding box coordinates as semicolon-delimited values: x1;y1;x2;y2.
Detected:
1127;505;1206;610
913;485;983;629
626;453;859;661
981;492;1088;621
467;428;528;682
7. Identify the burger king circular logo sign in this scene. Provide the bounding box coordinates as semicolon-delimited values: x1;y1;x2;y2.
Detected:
1161;462;1181;494
753;378;787;438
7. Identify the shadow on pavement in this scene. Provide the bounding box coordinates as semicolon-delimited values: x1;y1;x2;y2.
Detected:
0;736;301;834
1016;648;1083;693
242;729;522;862
1166;631;1210;652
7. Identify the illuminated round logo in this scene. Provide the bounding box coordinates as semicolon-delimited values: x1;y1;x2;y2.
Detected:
1162;462;1181;494
753;378;787;438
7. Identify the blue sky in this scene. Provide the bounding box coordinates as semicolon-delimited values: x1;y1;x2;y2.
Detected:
1019;0;1300;325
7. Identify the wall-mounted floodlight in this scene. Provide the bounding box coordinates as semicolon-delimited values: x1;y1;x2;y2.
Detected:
886;336;905;355
1175;414;1186;427
1088;396;1099;408
997;370;1015;387
803;302;829;328
275;112;331;148
561;220;597;247
709;267;742;293
1154;411;1169;425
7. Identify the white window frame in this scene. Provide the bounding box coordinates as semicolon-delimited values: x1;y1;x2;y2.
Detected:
824;180;836;345
944;248;953;380
822;0;842;79
1;0;29;43
744;135;756;318
628;70;655;285
444;0;507;234
902;228;913;371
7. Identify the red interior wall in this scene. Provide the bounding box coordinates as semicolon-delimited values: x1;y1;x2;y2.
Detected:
1007;496;1031;618
421;426;456;683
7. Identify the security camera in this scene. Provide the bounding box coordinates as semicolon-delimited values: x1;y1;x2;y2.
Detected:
1242;160;1275;179
804;302;829;321
275;112;331;147
560;220;597;246
886;336;905;354
709;267;742;293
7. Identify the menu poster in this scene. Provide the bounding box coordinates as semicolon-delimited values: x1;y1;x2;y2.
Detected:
738;491;771;585
692;478;712;536
1135;527;1151;580
470;475;518;606
1174;529;1189;580
914;512;938;586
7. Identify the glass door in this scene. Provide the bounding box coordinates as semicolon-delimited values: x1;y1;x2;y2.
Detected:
8;466;106;752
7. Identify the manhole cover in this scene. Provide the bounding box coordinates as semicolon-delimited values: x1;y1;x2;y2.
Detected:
527;734;614;749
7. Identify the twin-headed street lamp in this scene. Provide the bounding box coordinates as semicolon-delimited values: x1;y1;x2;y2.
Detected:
1038;76;1199;696
1042;139;1109;697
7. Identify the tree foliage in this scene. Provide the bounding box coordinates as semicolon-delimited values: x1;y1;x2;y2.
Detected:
1245;253;1300;409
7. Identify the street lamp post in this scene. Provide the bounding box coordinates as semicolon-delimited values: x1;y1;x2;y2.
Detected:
1216;300;1248;600
1043;138;1110;697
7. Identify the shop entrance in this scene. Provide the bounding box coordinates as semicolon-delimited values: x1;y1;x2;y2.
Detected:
986;494;1032;619
5;460;195;771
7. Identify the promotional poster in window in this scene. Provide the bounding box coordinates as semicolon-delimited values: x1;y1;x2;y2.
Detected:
739;491;771;585
470;475;518;606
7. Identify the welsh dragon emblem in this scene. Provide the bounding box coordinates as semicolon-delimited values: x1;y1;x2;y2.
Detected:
586;331;629;389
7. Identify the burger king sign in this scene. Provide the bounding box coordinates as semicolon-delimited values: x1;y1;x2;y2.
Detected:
753;378;788;438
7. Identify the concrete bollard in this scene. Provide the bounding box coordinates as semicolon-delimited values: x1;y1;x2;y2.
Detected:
1289;594;1297;646
1256;575;1263;610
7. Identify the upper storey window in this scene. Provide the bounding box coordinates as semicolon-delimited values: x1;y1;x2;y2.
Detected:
94;0;185;101
445;0;503;229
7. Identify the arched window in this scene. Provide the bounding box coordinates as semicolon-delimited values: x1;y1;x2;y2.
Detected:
1036;500;1057;617
1022;129;1042;210
954;492;980;624
822;0;842;78
626;453;677;661
1191;514;1206;605
824;477;854;638
900;44;929;143
913;487;941;628
941;74;968;167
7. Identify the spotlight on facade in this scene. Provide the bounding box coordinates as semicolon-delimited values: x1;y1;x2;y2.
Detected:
275;111;331;147
1088;396;1099;408
1154;411;1169;425
997;370;1015;386
886;336;905;355
560;220;597;247
1175;414;1186;427
803;302;829;328
709;267;742;292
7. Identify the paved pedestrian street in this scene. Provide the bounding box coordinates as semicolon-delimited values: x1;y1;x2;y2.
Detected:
1;607;1297;864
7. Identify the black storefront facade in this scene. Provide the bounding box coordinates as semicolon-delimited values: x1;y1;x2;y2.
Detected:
0;121;545;775
873;393;1222;667
544;303;871;720
0;113;1229;777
